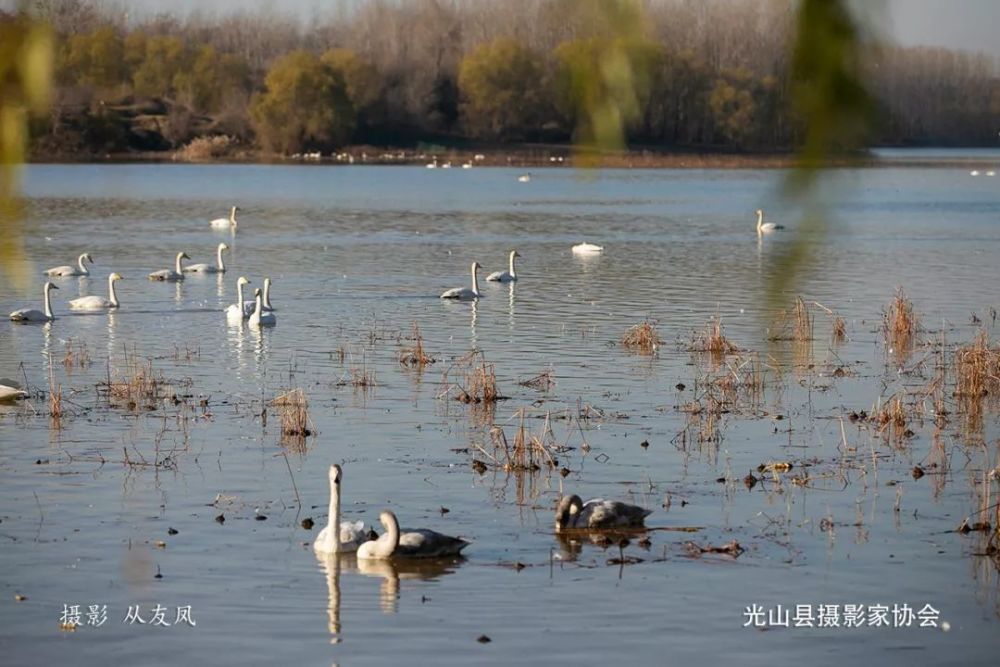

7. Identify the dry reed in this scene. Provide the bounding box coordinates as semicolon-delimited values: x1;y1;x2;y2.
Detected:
689;317;739;356
399;322;435;367
271;389;313;438
621;320;662;354
884;288;919;356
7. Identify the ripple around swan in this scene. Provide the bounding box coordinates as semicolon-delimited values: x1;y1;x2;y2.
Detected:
1;162;999;666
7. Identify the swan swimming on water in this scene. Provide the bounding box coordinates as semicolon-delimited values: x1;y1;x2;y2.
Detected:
0;378;28;401
755;209;784;234
210;206;239;229
486;250;520;282
242;276;275;316
248;288;276;328
9;282;58;322
148;252;190;281
356;510;470;560
69;272;123;310
44;253;93;277
518;173;531;183
571;242;604;254
313;465;370;554
554;494;652;531
440;262;482;300
184;242;229;273
226;276;250;321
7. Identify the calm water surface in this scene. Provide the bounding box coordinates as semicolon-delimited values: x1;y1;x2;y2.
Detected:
1;163;999;665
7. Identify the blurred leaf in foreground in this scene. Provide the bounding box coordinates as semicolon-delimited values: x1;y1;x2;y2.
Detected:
770;0;877;306
0;8;53;289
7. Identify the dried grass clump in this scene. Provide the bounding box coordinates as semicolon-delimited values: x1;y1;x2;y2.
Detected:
519;370;554;392
62;338;91;371
621;320;662;354
456;351;502;404
490;411;558;472
884;288;920;355
955;331;1000;399
271;388;313;438
689;317;739;356
48;376;63;428
832;316;847;344
175;135;235;161
768;297;813;342
105;358;167;410
399;322;435;367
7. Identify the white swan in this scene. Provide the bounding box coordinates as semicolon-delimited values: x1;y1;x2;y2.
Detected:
314;465;370;554
0;378;28;402
755;209;785;234
357;510;470;560
184;242;229;273
554;494;652;532
242;276;275;316
9;282;58;322
210;206;238;228
970;170;980;176
248;288;276;328
987;170;996;177
571;242;604;254
226;276;250;321
69;272;123;310
518;173;531;183
44;252;93;277
486;250;520;282
440;262;482;300
148;252;189;281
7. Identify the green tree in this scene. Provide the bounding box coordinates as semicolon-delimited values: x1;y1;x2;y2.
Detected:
132;35;187;99
457;39;547;141
61;26;124;89
321;48;381;117
250;51;355;154
707;69;758;147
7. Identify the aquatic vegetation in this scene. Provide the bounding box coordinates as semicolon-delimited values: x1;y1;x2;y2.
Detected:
61;337;91;372
688;317;739;357
453;350;502;405
768;296;813;342
884;287;920;359
398;322;435;367
621;320;662;354
271;388;313;441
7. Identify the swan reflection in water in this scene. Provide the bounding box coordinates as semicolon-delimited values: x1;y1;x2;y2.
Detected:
315;551;464;640
354;555;465;614
554;529;649;563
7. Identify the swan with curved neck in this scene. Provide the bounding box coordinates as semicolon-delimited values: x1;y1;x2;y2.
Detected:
755;209;784;234
248;288;276;328
314;464;369;554
486;250;520;282
210;206;239;228
554;494;653;531
242;276;275;316
148;252;189;281
184;243;229;273
356;510;470;559
226;276;250;321
69;272;123;310
10;282;58;322
440;262;482;300
44;252;93;277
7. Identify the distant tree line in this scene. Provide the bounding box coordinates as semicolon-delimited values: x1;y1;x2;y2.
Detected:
17;0;1000;156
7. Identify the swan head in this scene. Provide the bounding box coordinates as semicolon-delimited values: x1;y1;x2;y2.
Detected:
82;253;94;264
378;510;399;532
511;250;521;259
178;252;190;260
471;261;481;272
237;276;250;286
555;494;584;530
110;272;124;281
219;242;229;252
44;282;59;292
264;277;271;287
329;464;342;486
253;288;262;299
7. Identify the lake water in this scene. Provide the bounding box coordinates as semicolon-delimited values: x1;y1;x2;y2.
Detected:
1;162;999;665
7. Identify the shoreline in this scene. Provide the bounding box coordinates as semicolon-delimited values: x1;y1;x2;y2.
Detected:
26;146;1000;170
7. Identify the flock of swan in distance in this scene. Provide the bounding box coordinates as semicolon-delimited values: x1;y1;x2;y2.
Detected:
4;204;787;561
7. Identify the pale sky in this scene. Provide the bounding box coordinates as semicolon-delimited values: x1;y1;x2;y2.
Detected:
15;0;1000;59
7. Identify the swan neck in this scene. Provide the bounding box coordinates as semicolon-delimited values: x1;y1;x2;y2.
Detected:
263;280;272;309
756;211;763;230
471;265;479;295
78;254;89;274
328;475;340;550
217;246;225;271
230;207;237;224
253;292;262;318
236;281;244;309
509;252;516;277
175;253;184;274
381;513;401;556
43;285;53;319
108;275;119;307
